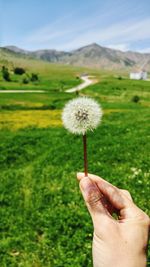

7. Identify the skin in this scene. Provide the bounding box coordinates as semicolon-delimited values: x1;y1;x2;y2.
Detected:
77;172;150;267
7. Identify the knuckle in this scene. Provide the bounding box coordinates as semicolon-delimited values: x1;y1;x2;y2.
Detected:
122;189;130;194
120;189;132;200
136;208;150;226
143;214;150;226
120;189;130;195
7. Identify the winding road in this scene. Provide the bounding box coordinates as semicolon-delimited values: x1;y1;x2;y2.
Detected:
65;75;93;93
0;76;94;93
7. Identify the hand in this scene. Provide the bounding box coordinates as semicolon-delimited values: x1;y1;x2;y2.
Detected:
77;173;150;267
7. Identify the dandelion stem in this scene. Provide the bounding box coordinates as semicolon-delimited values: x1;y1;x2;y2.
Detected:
83;134;88;176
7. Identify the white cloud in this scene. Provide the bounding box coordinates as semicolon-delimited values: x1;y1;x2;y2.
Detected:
59;17;150;51
22;12;150;52
24;15;73;44
22;7;128;48
23;12;104;45
137;47;150;53
107;44;130;52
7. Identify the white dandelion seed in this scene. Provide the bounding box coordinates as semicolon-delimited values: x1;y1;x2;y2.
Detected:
62;97;103;135
62;96;103;176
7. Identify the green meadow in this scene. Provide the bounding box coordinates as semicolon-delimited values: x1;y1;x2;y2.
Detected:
0;60;150;266
0;50;85;91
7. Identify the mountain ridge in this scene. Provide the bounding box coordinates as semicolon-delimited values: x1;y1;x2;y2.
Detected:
1;43;150;71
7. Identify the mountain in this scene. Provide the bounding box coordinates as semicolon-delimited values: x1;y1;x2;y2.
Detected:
1;43;150;71
2;46;71;63
30;49;70;62
4;45;29;54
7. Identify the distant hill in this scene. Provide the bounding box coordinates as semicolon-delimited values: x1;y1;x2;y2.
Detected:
4;46;29;54
1;43;150;71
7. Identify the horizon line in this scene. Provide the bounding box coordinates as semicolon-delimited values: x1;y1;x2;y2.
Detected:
1;42;150;55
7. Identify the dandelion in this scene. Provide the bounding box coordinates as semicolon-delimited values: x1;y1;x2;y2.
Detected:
62;97;102;176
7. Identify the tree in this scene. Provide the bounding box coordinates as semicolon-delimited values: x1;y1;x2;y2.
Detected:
1;66;11;81
14;67;25;75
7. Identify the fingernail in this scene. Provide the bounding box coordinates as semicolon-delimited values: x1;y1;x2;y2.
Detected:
77;172;84;179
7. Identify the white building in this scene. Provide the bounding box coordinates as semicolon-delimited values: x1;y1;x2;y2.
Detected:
130;70;147;80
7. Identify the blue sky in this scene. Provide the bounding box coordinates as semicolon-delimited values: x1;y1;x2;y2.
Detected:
1;0;150;52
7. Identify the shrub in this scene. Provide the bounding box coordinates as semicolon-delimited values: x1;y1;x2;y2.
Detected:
1;66;11;81
30;73;38;82
14;67;25;75
75;90;79;96
22;77;29;84
132;95;140;103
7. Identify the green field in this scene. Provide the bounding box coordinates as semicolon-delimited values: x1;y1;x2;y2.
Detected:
0;50;86;91
0;60;150;266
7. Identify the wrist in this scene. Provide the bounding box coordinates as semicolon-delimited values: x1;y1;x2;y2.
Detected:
111;251;147;267
93;237;148;267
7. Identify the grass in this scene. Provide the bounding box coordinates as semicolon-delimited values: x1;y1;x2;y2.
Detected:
0;60;150;266
0;92;73;110
0;110;62;130
0;51;87;91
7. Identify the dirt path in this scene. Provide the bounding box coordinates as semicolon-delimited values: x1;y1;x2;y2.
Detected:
0;76;95;93
0;90;46;93
65;75;94;93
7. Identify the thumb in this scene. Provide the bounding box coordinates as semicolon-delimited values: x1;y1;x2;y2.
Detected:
79;176;111;228
77;172;141;221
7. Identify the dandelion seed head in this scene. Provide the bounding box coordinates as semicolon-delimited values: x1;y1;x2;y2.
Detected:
62;97;103;135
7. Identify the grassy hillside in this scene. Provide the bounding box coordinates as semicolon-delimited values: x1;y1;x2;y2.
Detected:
0;49;88;91
0;63;150;266
0;48;131;92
